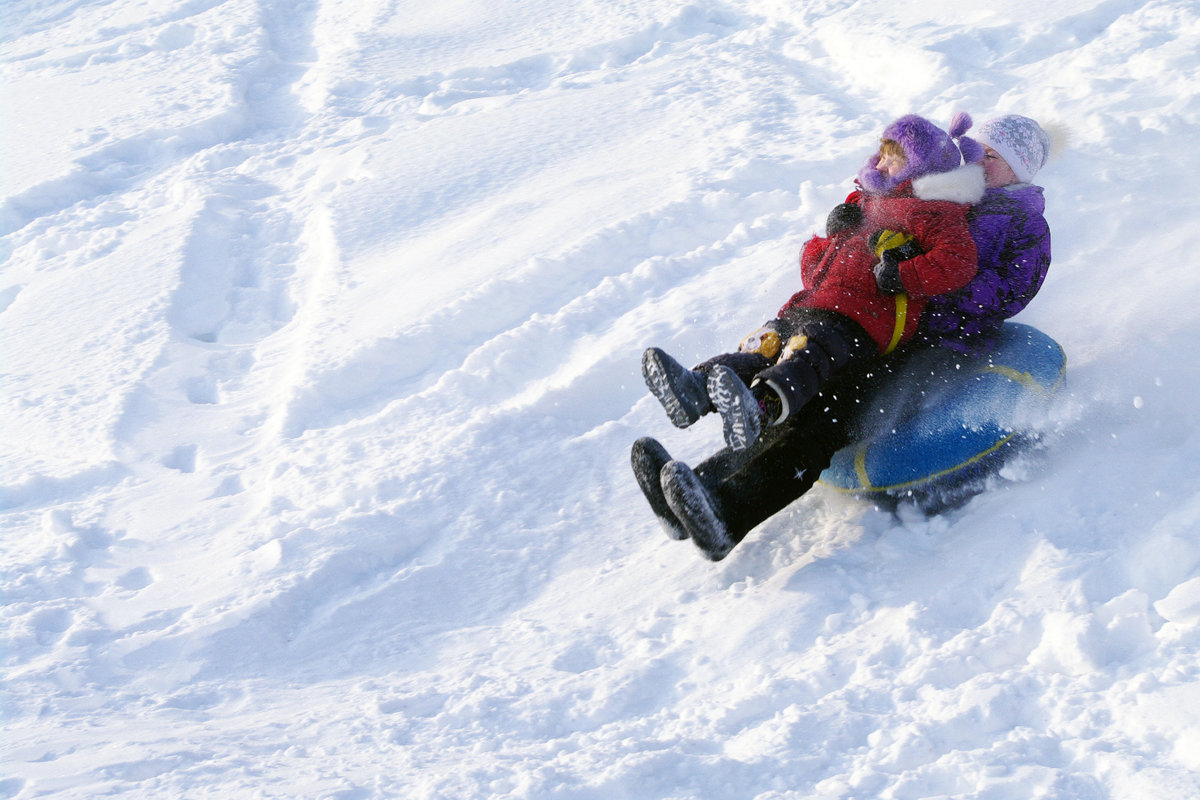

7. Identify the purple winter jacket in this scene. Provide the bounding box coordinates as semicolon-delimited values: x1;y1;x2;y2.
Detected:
917;183;1051;355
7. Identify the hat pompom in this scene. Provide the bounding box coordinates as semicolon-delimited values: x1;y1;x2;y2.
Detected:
948;111;973;139
949;111;982;162
1042;122;1070;162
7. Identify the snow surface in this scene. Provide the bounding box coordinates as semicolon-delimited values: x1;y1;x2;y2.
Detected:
3;0;1200;797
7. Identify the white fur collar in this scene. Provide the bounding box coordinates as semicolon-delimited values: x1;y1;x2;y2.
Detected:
912;163;985;204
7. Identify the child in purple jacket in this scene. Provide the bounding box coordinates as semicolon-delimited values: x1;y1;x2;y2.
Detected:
919;114;1054;355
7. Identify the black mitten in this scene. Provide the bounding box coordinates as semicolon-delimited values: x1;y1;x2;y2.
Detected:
867;229;923;261
873;251;906;294
867;229;922;294
825;202;862;236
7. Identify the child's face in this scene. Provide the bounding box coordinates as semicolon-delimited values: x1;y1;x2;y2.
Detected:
877;151;906;178
981;146;1019;188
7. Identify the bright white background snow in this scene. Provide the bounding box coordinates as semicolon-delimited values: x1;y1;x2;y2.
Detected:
3;0;1200;797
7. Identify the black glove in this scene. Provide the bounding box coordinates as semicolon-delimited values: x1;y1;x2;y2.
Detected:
873;250;906;294
867;229;923;261
825;202;862;236
867;229;922;294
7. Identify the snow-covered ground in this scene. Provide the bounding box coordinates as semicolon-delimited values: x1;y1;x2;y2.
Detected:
4;0;1200;797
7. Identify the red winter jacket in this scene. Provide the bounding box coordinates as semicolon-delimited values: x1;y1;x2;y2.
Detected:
781;170;982;353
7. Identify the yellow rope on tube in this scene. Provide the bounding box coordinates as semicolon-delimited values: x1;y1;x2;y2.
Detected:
884;293;907;355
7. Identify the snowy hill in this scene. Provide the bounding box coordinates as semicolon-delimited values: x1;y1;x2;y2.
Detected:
4;0;1200;797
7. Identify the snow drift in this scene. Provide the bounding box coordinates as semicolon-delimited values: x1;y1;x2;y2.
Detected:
3;0;1200;797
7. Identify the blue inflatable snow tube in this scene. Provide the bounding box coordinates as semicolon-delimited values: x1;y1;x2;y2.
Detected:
819;323;1066;497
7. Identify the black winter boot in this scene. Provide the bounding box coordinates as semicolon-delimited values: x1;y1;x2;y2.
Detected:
661;460;735;561
706;365;778;451
631;437;688;541
642;347;712;428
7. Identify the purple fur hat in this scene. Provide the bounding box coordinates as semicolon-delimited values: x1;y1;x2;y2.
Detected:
858;112;981;193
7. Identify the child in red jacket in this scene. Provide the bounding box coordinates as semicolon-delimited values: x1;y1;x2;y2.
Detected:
637;113;985;559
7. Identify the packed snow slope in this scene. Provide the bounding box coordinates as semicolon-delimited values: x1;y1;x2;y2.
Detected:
4;0;1200;797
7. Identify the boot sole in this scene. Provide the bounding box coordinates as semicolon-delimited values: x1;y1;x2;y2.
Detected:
707;366;761;451
642;348;703;429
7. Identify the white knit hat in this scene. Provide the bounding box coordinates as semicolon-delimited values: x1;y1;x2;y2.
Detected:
975;115;1051;183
